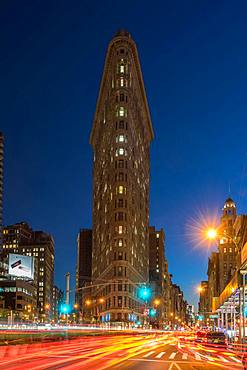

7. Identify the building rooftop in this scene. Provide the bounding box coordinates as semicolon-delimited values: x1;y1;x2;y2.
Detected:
114;29;131;39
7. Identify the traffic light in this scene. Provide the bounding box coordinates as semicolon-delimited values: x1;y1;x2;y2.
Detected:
139;286;151;300
149;308;156;317
61;304;69;314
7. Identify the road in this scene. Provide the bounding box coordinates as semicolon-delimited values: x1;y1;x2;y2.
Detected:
0;331;244;369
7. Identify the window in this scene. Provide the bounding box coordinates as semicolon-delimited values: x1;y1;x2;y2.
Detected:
120;93;124;101
119;107;124;117
119;173;124;181
118;226;123;234
119;121;124;129
118;239;123;246
118;160;124;168
118;212;124;221
120;77;124;87
118;199;124;207
120;65;125;73
117;185;126;194
119;135;124;142
224;248;227;253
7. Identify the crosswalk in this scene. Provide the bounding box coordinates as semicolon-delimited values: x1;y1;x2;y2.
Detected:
140;350;242;364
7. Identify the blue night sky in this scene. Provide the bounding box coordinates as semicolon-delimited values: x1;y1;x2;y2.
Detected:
1;0;247;307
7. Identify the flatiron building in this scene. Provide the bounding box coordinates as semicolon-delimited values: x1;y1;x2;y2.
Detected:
90;30;154;323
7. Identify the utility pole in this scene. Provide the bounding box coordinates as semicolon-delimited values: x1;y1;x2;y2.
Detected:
65;272;70;306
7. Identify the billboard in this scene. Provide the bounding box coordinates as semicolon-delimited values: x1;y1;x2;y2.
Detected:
8;253;34;280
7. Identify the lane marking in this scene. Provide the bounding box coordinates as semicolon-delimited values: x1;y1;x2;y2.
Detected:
206;356;215;362
128;358;211;364
156;351;165;358
169;352;176;359
182;353;188;360
168;362;182;370
143;351;155;358
218;356;229;363
195;353;201;361
231;357;242;363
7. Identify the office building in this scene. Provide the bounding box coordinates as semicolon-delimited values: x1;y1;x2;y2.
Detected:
0;133;3;248
149;226;168;327
75;229;92;308
218;198;237;293
89;30;154;323
2;222;54;318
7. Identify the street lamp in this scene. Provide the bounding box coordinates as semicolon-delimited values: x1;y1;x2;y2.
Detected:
206;228;218;240
154;299;160;306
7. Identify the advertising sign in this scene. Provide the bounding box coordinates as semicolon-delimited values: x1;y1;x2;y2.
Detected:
8;253;34;279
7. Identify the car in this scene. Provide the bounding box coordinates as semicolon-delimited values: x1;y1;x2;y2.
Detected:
195;331;207;343
205;332;227;347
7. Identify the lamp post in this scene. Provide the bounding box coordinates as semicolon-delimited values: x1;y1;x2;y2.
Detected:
139;286;151;328
240;270;246;346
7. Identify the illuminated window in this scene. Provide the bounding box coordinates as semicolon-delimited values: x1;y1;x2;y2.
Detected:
119;148;124;155
119;226;123;234
120;77;124;87
119;107;124;117
120;65;125;73
119;186;123;194
224;248;227;253
119;135;124;142
119;239;123;246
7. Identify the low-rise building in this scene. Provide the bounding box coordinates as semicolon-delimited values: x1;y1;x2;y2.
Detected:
0;279;37;322
2;222;54;320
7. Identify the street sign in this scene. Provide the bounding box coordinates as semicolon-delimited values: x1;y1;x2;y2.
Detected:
209;314;218;319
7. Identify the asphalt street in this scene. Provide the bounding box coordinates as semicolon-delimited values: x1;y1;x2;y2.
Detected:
0;331;244;369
